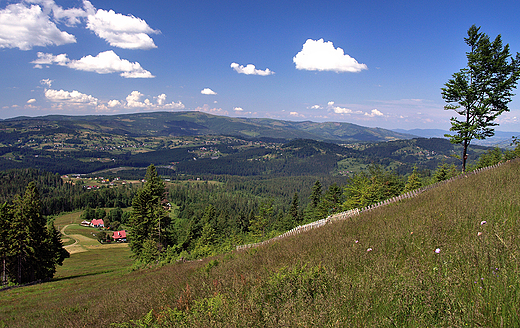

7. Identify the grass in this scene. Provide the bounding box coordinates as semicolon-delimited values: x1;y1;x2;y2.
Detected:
1;160;520;327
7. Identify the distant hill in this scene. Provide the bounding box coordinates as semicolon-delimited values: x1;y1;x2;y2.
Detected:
393;128;519;147
2;111;412;143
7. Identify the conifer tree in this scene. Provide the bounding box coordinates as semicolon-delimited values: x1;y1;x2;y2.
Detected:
0;203;13;285
2;182;68;284
128;165;169;262
404;167;422;192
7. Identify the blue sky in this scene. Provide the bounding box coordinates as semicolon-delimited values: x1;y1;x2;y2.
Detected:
1;0;519;131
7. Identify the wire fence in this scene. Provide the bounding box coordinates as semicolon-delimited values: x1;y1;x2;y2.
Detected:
236;160;514;251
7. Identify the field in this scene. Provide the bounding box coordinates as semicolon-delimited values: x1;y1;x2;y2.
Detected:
1;160;520;327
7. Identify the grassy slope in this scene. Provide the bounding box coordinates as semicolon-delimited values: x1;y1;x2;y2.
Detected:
1;161;520;327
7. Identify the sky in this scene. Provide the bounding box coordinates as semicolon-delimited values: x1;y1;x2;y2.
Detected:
1;0;520;131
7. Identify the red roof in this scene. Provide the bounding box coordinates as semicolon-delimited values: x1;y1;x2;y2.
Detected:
91;219;104;226
112;230;127;240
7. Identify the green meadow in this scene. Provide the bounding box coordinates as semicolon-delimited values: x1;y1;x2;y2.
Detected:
1;160;520;327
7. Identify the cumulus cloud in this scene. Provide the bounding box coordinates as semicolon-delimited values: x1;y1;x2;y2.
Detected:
0;0;158;50
309;105;322;110
201;88;217;95
293;39;367;73
86;8;159;49
45;88;99;106
325;101;384;117
0;2;76;50
230;62;274;76
234;107;244;111
107;99;121;107
32;50;154;78
125;91;184;109
27;98;36;104
365;109;384;117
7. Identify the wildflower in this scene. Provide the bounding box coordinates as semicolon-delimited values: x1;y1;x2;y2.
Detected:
367;248;372;252
480;220;487;225
477;232;482;236
435;248;441;254
355;240;359;243
410;231;414;235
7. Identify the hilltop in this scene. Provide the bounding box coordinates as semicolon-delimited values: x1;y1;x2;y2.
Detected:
1;111;412;142
1;159;519;327
0;111;490;176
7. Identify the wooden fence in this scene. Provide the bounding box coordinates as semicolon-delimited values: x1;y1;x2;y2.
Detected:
236;160;512;251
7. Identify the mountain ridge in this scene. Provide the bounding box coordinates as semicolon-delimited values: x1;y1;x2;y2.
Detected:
1;111;413;143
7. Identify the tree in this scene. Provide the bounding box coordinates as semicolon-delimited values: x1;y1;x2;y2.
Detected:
442;25;520;172
128;165;169;261
2;182;68;285
289;193;300;225
404;166;422;192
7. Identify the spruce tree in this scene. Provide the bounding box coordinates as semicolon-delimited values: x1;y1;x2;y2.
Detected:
128;165;169;262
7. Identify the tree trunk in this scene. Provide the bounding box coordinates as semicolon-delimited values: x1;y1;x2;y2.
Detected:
462;139;468;173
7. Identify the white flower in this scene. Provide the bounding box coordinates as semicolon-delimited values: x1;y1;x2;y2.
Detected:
477;232;482;236
435;248;441;254
367;248;372;252
480;220;487;225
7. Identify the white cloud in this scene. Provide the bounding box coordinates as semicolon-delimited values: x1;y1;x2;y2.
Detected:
0;2;76;50
0;1;158;50
230;62;274;76
309;105;322;110
32;51;154;78
195;104;228;116
234;107;244;111
290;111;305;118
125;91;184;109
326;101;367;115
107;99;121;107
45;88;98;106
86;8;159;49
40;78;53;87
293;39;367;73
201;88;217;95
27;98;36;104
365;109;384;117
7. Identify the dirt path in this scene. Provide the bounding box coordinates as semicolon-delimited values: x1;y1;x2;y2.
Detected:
61;224;128;255
61;224;86;254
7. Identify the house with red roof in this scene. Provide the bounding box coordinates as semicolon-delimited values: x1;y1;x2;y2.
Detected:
91;219;104;228
112;230;127;242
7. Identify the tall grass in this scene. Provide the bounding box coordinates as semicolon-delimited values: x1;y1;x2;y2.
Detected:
1;161;519;327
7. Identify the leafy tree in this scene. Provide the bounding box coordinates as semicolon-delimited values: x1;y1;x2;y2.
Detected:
95;208;106;220
442;25;520;172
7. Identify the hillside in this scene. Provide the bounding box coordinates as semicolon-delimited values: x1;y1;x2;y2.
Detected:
1;111;411;142
0;110;489;176
1;160;519;327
